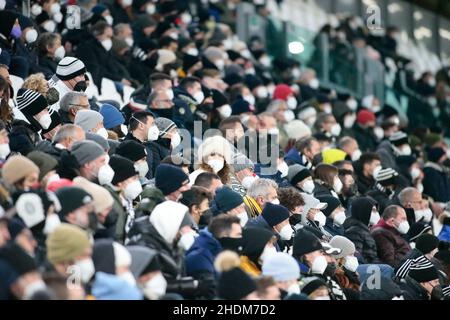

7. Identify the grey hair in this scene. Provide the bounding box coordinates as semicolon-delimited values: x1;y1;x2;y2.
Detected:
266;100;286;114
398;187;420;207
114;23;131;36
52;124;81;143
337;136;356;150
59;91;87;113
247;178;278;200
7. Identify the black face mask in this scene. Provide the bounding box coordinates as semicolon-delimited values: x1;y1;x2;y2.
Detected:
324;263;337;277
46;87;60;105
289;214;302;226
73;81;87;92
430;285;444;300
88;211;99;232
150;107;174;119
218;237;243;254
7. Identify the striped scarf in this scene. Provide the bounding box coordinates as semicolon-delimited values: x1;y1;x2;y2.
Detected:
243;195;262;218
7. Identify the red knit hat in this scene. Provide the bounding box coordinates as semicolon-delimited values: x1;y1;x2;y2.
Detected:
47;179;74;193
273;84;293;101
357;109;376;125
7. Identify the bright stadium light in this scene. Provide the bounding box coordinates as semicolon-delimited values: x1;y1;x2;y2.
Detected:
288;41;304;54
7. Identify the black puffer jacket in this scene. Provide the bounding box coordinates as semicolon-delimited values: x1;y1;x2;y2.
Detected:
398;276;430;300
344;218;380;264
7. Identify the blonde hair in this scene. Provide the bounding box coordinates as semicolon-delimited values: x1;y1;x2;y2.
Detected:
22;73;49;95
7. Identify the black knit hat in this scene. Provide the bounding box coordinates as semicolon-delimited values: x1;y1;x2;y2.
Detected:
16;88;48;116
7;217;27;240
155;164;189;195
213;186;243;214
231;98;253;115
287;164;311;185
351;197;376;226
212;89;228;109
109;155;137;185
408;259;439;283
261;203;290;227
116;140;147;162
92;239;115;275
300;277;328;296
56;186;93;217
376;168;399;186
56;57;86;81
293;228;323;258
244;74;263;91
427;147;446;163
415;234;439;255
316;195;341;217
218;267;257;300
183;53;200;71
389;131;409;146
241;227;274;263
0;243;37;275
408;222;432;242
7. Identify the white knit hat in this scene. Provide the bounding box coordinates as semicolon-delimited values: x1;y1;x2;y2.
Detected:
156;49;177;71
56;57;86;80
197;135;233;163
149;201;189;244
284;120;312;140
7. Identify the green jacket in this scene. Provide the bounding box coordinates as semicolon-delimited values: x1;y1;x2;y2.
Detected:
104;185;127;244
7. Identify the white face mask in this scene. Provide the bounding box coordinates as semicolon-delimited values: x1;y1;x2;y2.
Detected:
284;110;295;122
218;104;232;118
259;246;277;264
372;165;382;180
410;167;421;180
287;283;301;295
311;255;328;274
237;211;248;227
119;271;136;287
37;113;52;129
215;59;225;70
25;29;38;44
370;211;380;226
314;211;327;227
98;164;115;185
347;99;358;111
422;208;433;223
135;161;149;179
292;68;302;79
314;295;331;300
170;132;181;149
147;125;159;141
0;143;10;159
54;45;65;60
417;183;424;194
178;231;196;251
323;104;332;114
74;258;95;283
193;91;205;104
121;0;133;7
240;114;250;126
166;89;174;100
397;145;412;156
344;256;359;272
50;2;61;14
96;127;109;140
270;198;280;205
23;280;47;300
279;224;294;240
43;213;61;235
124;179;143;200
143;273;167;299
304;116;317;127
333;177;343;193
300;180;315;194
330;123;342;137
186;47;199;56
125;37;134;47
207;158;224;173
352;149;362;161
396;220;410;234
242;175;258;190
344;114;356;128
333;211;346;226
101;39;113;51
31;4;42;16
53;12;63;23
287;96;297;109
373;127;384;140
43;20;56;33
277;161;289;178
371;104;381;113
146;3;156;14
104;15;114;26
259;56;271;67
309;78;320;89
256;86;269;99
243;95;255;106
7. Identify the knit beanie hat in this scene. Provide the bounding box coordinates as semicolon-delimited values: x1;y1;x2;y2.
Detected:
300;276;328;296
427;147;446;163
85;133;109;151
408;259;439;283
7;218;27;240
284;120;312;141
415;234;439;255
262;252;300;282
261;203;290;227
100;104;125;129
109;155;137;185
329;235;356;259
16;89;49;117
218;267;257;300
273;84;293;101
149;201;189;244
198;135;233;163
155;117;176;138
92;239;132;275
212;89;228;109
231;153;253;173
74;110;104;132
389;131;408;146
73;177;114;214
127;246;161;278
56;57;86;80
287;164;311;185
356;109;376;125
351;197;376;226
375;168;399;186
115;140;147;162
231;98;254;115
183;53;200;71
27;151;58;181
214;186;243;213
316;195;341;217
46;223;91;265
2;155;40;185
408;222;432;242
0;243;37;276
71;140;105;166
322;148;347;165
55;186;94;217
241;227;275;262
292;228;323;257
155;164;189;195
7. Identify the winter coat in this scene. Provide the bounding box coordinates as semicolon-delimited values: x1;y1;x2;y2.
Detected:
324;218;345;237
353;124;378;152
355;170;375;195
34;140;64;161
185;229;222;278
37;55;58;79
423;162;450;203
147;138;171;178
103;185;128;244
376;141;399;171
123;132;156;179
313;182;336;198
344;218;380;264
398;276;430;300
371;220;411;268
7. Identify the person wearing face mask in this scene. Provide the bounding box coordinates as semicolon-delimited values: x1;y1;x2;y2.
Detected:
185;214;242;299
423;147;450;204
338;137;362;162
210;89;231;127
343;197;380;264
371;205;412;268
292;229;346;300
149;117;182;171
16;88;53;133
376;131;411;173
262;252;308;300
329;236;361;300
74;110;108;140
398;187;425;227
313;163;342;199
243;178;280;218
354;152;381;195
314;113;342;144
297;193;331;241
367;167;401;213
287;164;315;194
285;136;321;172
239;227;277;277
115;140;149;185
353;109;378;153
210;186;249;226
400;259;444;300
299;277;331;300
317;196;346;237
36;32;65;79
229;154;256;196
172;77;204;128
180;186;212;230
99;103;126;139
154;164;190;203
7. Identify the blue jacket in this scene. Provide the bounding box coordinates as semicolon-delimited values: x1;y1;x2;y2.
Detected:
185;228;222;277
284;147;303;165
324;218;345;237
91;272;143;300
254;163;286;185
438;225;450;242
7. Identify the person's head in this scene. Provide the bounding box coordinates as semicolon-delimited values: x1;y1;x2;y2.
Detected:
261;203;293;240
314;163;340;191
7;218;38;256
296;137;320;162
219;116;245;144
46;224;93;283
56;187;95;229
360;152;381;178
129;111;157;142
315;113;340;137
277;187;305;214
198;135;232;174
92;21;113;50
37;32;62;59
148;89;174;110
159;35;178;52
300;193;328;227
287;164;314;194
59;91;90;121
300;277;330;300
338;136;361;161
383;205;410;234
16;88;52;131
317;195;346;226
113;22;133;41
1;155;40;191
427;147;447;165
74;110;106;138
351;196;379;226
408;260;441;299
194;172;223;195
109;156;142;201
154;117;179;148
356;109;376;129
52;124;85;149
262;252;300;294
241;227;277;266
255;276;281;300
179;76;203;104
329;235;358;272
398;187;422;212
265;100;288;124
160;155;190;175
71;140;109;182
149;73;173;92
293;229;327;274
389;131;411;156
231;154;255;186
180;186;212;225
247;178;279;208
55;57;87;91
209;214;242;251
155;164;190;201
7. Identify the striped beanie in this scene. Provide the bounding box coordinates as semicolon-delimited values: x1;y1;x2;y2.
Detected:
16;88;48;116
408;258;439;283
155;117;176;137
56;57;86;80
376;167;398;185
389;131;408;146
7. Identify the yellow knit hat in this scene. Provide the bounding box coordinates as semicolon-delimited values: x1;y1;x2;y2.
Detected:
322;148;347;165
